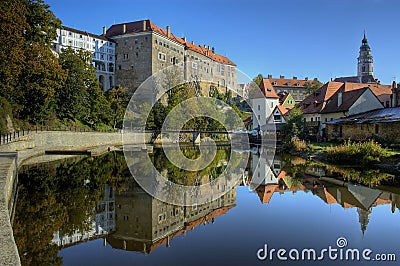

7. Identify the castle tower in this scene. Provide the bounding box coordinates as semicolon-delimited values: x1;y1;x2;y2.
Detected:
357;32;374;79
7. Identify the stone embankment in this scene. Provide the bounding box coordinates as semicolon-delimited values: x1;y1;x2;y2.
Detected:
0;131;151;265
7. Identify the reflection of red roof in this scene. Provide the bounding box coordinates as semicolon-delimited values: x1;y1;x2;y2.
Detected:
106;20;235;66
277;170;290;179
256;185;279;204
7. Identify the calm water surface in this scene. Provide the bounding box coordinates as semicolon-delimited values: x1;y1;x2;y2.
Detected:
13;146;400;265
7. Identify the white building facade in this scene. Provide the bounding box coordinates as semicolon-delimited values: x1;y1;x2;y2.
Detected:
52;26;115;91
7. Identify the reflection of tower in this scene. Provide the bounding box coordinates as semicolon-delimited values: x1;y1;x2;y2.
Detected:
357;207;371;236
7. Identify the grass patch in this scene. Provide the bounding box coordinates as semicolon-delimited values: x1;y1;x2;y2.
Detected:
326;140;390;165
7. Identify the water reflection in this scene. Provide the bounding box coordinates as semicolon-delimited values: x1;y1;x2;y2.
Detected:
105;180;236;254
251;146;400;236
12;146;400;265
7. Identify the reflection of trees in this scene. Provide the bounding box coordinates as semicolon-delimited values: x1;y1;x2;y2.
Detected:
279;153;396;187
13;152;131;265
149;147;230;185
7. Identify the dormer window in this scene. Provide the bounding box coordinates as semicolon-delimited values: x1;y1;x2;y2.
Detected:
296;82;300;86
287;82;291;86
273;81;277;86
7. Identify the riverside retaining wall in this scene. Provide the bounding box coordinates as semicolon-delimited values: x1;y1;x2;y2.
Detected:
0;131;152;265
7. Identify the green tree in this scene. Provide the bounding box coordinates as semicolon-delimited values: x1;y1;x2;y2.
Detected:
106;86;130;129
253;73;264;86
0;0;66;123
281;107;308;148
57;47;111;128
304;79;323;94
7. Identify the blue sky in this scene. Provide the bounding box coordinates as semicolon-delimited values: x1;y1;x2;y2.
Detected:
47;0;399;84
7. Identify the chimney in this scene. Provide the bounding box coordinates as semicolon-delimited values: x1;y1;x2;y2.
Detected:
191;41;194;45
293;76;297;80
122;24;126;34
280;75;285;79
102;26;106;35
207;45;210;50
305;77;308;81
166;26;170;38
211;47;215;53
267;74;272;79
142;20;146;31
183;36;186;42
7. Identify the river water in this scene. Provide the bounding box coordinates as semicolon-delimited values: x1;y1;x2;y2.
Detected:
12;145;400;265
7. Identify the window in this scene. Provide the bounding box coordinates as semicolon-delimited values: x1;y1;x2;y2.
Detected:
134;39;138;44
258;115;261;120
192;62;197;69
158;52;166;61
274;115;281;121
375;124;379;134
123;54;129;60
258;105;260;111
124;39;128;46
270;102;273;108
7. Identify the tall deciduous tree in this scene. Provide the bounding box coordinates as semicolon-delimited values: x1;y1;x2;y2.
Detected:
0;0;66;123
106;87;130;129
57;47;111;128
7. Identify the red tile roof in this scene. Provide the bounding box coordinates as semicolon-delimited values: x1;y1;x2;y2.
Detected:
301;81;392;114
268;78;310;88
256;78;279;99
301;82;343;114
321;87;371;114
106;20;235;66
277;105;292;116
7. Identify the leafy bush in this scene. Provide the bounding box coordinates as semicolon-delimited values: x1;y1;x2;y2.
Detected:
326;140;388;165
284;137;308;152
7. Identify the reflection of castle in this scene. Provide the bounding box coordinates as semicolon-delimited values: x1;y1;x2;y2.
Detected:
52;184;116;247
251;147;400;235
105;181;236;253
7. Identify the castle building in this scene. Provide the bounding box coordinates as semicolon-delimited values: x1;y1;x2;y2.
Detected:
105;20;236;94
52;26;116;91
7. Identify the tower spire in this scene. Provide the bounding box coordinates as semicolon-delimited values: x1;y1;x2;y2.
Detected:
357;31;373;79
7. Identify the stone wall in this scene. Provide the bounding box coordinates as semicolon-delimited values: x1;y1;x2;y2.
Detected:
0;153;20;265
327;122;400;143
0;131;152;165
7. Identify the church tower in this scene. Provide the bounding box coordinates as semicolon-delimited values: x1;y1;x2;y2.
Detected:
357;32;374;79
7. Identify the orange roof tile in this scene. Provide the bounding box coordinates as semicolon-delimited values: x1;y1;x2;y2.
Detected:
301;81;343;114
260;78;279;98
277;105;293;116
106;20;235;66
301;81;392;114
268;78;311;88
